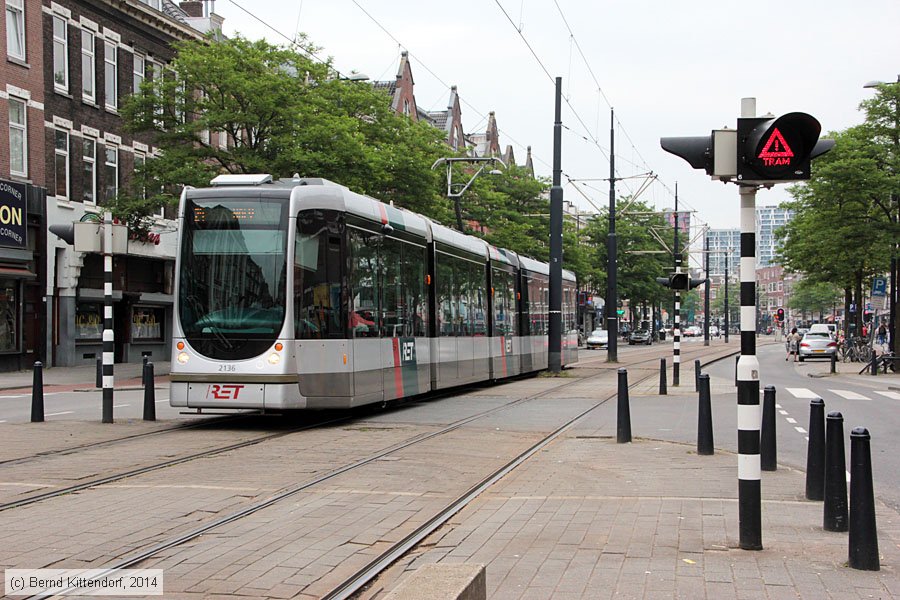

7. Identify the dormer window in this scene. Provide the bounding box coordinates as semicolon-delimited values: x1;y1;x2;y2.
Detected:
140;0;161;10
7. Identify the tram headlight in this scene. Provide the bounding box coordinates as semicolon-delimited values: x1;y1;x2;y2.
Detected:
177;351;190;364
267;352;281;365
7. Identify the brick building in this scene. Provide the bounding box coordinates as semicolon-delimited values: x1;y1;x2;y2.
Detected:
0;0;220;371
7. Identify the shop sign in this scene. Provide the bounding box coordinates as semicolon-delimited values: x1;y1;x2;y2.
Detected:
0;179;27;249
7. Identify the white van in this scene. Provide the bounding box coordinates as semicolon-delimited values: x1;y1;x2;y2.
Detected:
808;324;837;338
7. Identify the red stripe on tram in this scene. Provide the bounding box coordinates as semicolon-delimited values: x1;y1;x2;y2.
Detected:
391;338;404;397
377;203;389;225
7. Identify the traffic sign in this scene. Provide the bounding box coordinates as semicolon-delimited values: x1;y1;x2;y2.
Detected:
872;277;887;297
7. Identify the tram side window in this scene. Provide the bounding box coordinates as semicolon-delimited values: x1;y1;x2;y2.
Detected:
492;268;515;336
437;254;455;336
401;243;428;337
349;229;380;338
457;259;470;335
471;263;487;336
295;211;344;339
381;238;403;337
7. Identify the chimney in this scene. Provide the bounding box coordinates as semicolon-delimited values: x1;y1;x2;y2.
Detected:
179;1;204;17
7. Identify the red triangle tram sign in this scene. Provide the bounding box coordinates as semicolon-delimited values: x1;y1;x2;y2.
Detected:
758;128;794;158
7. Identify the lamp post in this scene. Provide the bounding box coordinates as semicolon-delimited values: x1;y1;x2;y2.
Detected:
431;157;506;232
863;76;899;355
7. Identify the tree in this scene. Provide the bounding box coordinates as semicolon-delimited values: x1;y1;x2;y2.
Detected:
778;125;894;335
790;279;841;321
117;35;450;234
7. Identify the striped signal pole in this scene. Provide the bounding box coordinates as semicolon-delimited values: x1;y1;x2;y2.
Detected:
102;211;114;423
737;97;762;550
672;185;681;386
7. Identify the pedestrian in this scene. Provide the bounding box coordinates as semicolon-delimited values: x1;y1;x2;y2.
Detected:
786;327;801;362
876;323;887;350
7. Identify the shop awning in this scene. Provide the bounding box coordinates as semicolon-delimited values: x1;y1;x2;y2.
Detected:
0;266;36;279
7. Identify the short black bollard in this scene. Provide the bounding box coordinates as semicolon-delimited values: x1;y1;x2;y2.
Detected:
734;355;739;387
806;398;826;501
616;368;631;444
31;361;44;423
694;359;701;392
96;356;102;389
848;427;879;570
697;373;713;455
761;386;777;471
143;361;156;421
830;352;836;374
659;358;667;395
824;411;848;532
870;353;878;376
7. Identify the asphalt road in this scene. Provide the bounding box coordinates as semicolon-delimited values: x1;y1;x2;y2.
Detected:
704;343;900;514
0;386;187;423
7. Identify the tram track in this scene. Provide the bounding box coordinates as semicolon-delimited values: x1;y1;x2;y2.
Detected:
0;343;728;513
24;343;737;599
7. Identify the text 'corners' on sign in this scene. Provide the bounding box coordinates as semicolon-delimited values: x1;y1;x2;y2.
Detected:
0;179;27;249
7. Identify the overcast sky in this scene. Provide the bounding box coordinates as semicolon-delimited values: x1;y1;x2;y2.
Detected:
209;0;900;237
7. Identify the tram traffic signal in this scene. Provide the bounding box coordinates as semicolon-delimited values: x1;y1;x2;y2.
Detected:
656;273;706;291
737;113;834;182
661;111;834;183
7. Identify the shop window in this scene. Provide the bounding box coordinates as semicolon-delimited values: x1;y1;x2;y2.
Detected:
0;281;19;352
75;302;102;341
131;306;163;341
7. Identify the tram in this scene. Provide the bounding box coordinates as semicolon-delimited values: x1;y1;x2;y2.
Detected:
169;174;578;410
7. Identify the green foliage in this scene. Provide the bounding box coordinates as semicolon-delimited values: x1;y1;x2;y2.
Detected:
790;279;841;316
117;34;450;234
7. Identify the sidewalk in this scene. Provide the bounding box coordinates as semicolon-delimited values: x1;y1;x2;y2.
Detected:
0;361;171;391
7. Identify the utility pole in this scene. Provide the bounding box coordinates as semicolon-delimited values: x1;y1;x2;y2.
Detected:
724;251;730;344
606;108;618;362
548;77;563;373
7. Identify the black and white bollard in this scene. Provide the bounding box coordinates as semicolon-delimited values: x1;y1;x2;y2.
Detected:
806;398;826;501
616;368;631;444
760;386;777;471
659;358;667;395
697;373;713;455
824;411;848;532
143;361;156;422
849;427;879;570
31;361;44;423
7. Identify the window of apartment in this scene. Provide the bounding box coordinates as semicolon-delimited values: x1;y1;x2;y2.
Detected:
140;0;161;9
104;145;118;202
8;97;27;176
151;62;163;128
82;137;96;204
53;16;68;91
104;41;117;110
81;30;95;102
54;129;70;199
133;53;144;94
5;0;25;60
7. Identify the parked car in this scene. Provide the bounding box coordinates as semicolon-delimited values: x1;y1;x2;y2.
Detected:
798;331;838;361
586;328;609;349
709;326;719;337
808;323;837;338
628;329;652;345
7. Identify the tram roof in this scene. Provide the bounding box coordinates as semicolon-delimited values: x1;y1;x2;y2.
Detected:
429;221;489;258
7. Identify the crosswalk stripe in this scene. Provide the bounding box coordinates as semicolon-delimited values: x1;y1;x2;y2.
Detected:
45;411;73;416
786;417;797;424
830;389;871;401
795;427;807;434
786;388;818;399
875;391;900;400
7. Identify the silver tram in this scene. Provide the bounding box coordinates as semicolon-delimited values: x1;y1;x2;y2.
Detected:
170;174;578;410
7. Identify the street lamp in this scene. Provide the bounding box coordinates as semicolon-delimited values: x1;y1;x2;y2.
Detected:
863;76;899;355
431;157;506;232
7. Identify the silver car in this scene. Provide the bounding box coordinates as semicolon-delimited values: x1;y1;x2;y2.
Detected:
586;328;609;349
798;331;837;361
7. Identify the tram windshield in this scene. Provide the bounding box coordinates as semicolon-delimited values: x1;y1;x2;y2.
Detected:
178;196;287;360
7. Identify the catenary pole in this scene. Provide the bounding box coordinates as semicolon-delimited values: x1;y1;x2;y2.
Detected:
606;108;618;362
704;230;710;346
549;77;563;373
